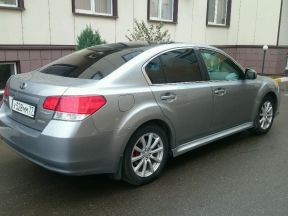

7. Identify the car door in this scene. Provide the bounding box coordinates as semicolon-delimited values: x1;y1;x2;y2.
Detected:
199;48;258;132
144;48;213;146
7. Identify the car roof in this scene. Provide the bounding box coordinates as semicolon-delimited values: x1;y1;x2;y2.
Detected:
89;42;218;52
89;42;157;52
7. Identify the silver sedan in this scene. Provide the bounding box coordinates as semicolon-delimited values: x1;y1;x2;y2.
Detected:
0;42;280;185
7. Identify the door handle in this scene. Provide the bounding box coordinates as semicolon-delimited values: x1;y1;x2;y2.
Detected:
214;88;226;96
160;93;176;101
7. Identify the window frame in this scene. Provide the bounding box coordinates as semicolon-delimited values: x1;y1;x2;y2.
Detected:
72;0;118;18
206;0;232;28
142;47;207;85
0;0;24;10
0;62;17;95
147;0;178;24
198;48;245;82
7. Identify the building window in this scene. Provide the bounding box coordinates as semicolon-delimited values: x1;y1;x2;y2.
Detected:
0;0;17;7
148;0;178;23
207;0;231;27
74;0;114;16
0;62;17;95
0;0;24;9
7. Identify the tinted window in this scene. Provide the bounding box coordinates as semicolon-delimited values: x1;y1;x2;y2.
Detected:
160;49;202;83
40;44;149;80
200;49;244;81
145;49;202;84
145;57;166;84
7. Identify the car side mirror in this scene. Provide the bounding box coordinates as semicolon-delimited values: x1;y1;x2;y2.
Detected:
245;68;257;80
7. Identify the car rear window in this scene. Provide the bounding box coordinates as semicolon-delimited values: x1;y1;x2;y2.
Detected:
40;43;149;80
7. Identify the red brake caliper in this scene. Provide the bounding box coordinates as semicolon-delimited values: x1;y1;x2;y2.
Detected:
132;149;140;157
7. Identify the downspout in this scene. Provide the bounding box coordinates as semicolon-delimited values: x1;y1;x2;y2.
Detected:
276;0;283;46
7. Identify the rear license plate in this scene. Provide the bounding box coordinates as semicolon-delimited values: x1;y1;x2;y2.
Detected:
12;99;36;118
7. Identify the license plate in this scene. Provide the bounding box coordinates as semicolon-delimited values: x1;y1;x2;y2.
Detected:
12;99;36;118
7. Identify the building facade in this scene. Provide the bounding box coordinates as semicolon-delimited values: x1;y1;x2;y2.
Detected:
0;0;287;96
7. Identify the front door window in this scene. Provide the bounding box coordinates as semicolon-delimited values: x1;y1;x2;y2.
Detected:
200;49;244;81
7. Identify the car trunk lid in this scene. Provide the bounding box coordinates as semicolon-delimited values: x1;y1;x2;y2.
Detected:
7;72;75;131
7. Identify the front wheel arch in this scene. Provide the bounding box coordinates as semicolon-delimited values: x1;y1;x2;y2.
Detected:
252;89;278;122
251;94;275;134
264;92;278;114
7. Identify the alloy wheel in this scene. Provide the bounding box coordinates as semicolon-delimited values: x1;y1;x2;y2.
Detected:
131;133;164;178
259;101;273;130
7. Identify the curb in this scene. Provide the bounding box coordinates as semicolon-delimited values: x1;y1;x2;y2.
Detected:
273;77;288;85
273;77;288;91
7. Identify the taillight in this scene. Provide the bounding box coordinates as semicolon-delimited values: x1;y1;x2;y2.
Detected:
56;96;106;114
3;82;9;98
43;95;106;121
43;96;61;110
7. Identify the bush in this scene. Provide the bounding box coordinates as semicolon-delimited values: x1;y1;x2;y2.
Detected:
126;20;171;43
76;25;106;50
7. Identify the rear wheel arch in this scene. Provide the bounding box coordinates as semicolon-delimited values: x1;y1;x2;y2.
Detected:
111;119;174;181
130;119;175;151
135;119;173;151
121;120;171;185
121;119;175;156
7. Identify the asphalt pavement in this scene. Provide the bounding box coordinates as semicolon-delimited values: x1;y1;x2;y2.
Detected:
0;93;288;216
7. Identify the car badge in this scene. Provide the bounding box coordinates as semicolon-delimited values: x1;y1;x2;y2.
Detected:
20;82;27;90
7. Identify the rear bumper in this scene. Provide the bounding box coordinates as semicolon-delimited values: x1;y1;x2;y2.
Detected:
1;136;85;175
0;104;124;176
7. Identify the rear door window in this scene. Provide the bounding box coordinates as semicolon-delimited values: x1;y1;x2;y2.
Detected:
145;57;166;84
145;48;203;84
160;49;202;83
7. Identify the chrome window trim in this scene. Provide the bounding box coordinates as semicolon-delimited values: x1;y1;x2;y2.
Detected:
141;46;207;86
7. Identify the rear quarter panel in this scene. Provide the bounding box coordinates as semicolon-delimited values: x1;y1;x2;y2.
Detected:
63;60;176;159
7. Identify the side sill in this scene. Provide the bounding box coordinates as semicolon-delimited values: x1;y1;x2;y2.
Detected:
172;122;253;157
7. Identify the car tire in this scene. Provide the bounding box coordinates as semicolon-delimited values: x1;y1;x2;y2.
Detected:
122;124;169;186
251;96;275;135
